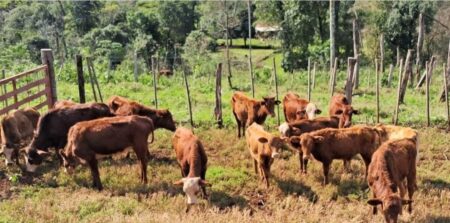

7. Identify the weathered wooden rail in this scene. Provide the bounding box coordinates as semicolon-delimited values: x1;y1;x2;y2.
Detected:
0;49;57;116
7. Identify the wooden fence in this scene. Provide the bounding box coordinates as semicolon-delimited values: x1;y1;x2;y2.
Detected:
0;49;57;115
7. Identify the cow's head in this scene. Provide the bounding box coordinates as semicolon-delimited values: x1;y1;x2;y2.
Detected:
59;150;79;175
368;195;412;223
2;144;15;166
174;177;210;205
334;105;359;128
24;147;49;172
298;134;324;161
305;103;321;120
258;136;287;159
156;109;177;132
261;97;281;117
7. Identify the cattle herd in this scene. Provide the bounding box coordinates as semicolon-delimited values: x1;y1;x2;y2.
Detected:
0;91;419;222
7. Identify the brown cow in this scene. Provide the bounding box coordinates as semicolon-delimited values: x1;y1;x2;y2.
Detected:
281;116;340;174
107;96;176;132
1;108;40;165
373;124;418;143
59;115;154;191
25;102;113;172
246;123;286;188
231;91;280;138
367;139;417;223
294;126;383;184
283;92;321;122
172;127;209;205
329;94;359;128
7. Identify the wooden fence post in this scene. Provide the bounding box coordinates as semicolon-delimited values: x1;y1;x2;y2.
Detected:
133;50;139;82
330;57;338;97
379;34;384;73
307;57;311;101
183;66;194;127
41;49;57;106
394;59;404;125
443;63;449;129
214;63;223;128
248;0;254;98
151;56;158;109
353;19;360;89
439;41;450;102
76;55;85;103
425;61;430;126
415;13;424;84
86;58;98;102
376;59;380;123
399;49;414;104
396;46;400;67
312;62;317;89
417;56;435;88
387;64;394;88
345;57;356;104
273;57;280;126
1;70;7;106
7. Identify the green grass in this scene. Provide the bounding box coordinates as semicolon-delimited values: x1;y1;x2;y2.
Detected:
1;46;450;222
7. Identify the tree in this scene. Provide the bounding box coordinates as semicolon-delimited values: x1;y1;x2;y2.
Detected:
69;1;102;36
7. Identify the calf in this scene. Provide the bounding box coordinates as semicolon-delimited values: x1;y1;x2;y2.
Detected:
367;139;417;223
231;91;280;138
1;108;40;165
25;102;113;172
329;94;359;128
59;115;154;191
281;116;340;174
246;123;286;188
283;92;321;122
295;126;383;184
108;96;176;131
172;127;209;205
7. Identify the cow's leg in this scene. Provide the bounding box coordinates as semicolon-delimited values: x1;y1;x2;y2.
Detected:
362;156;371;181
298;151;304;174
407;168;417;213
134;145;148;184
232;112;241;138
88;159;102;191
201;168;208;199
322;161;331;185
253;159;258;174
260;163;270;188
399;181;406;198
372;192;378;215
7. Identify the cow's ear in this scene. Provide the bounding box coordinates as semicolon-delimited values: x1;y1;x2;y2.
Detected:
312;136;324;141
402;200;413;205
199;179;211;187
352;109;359;115
258;137;269;144
367;199;382;206
173;179;185;186
275;100;281;105
335;109;343;115
315;109;322;114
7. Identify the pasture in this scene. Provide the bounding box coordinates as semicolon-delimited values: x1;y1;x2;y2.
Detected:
1;48;450;222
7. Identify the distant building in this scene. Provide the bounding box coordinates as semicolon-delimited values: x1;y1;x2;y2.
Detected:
255;23;281;39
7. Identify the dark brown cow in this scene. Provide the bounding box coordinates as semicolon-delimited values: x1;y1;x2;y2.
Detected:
172;127;209;205
294;126;383;184
25;102;113;172
367;138;417;223
1;108;40;165
246;123;286;188
281;116;339;174
60;115;154;191
329;94;359;128
231;91;280;138
107;96;176;132
283;92;321;122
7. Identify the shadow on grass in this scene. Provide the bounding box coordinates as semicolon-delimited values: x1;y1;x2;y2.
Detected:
274;177;318;203
209;190;248;210
422;178;450;190
336;178;368;197
423;215;450;223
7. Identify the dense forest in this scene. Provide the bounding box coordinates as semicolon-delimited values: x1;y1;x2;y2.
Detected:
0;1;449;74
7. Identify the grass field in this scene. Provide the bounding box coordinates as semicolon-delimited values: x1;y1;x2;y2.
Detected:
0;46;450;222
